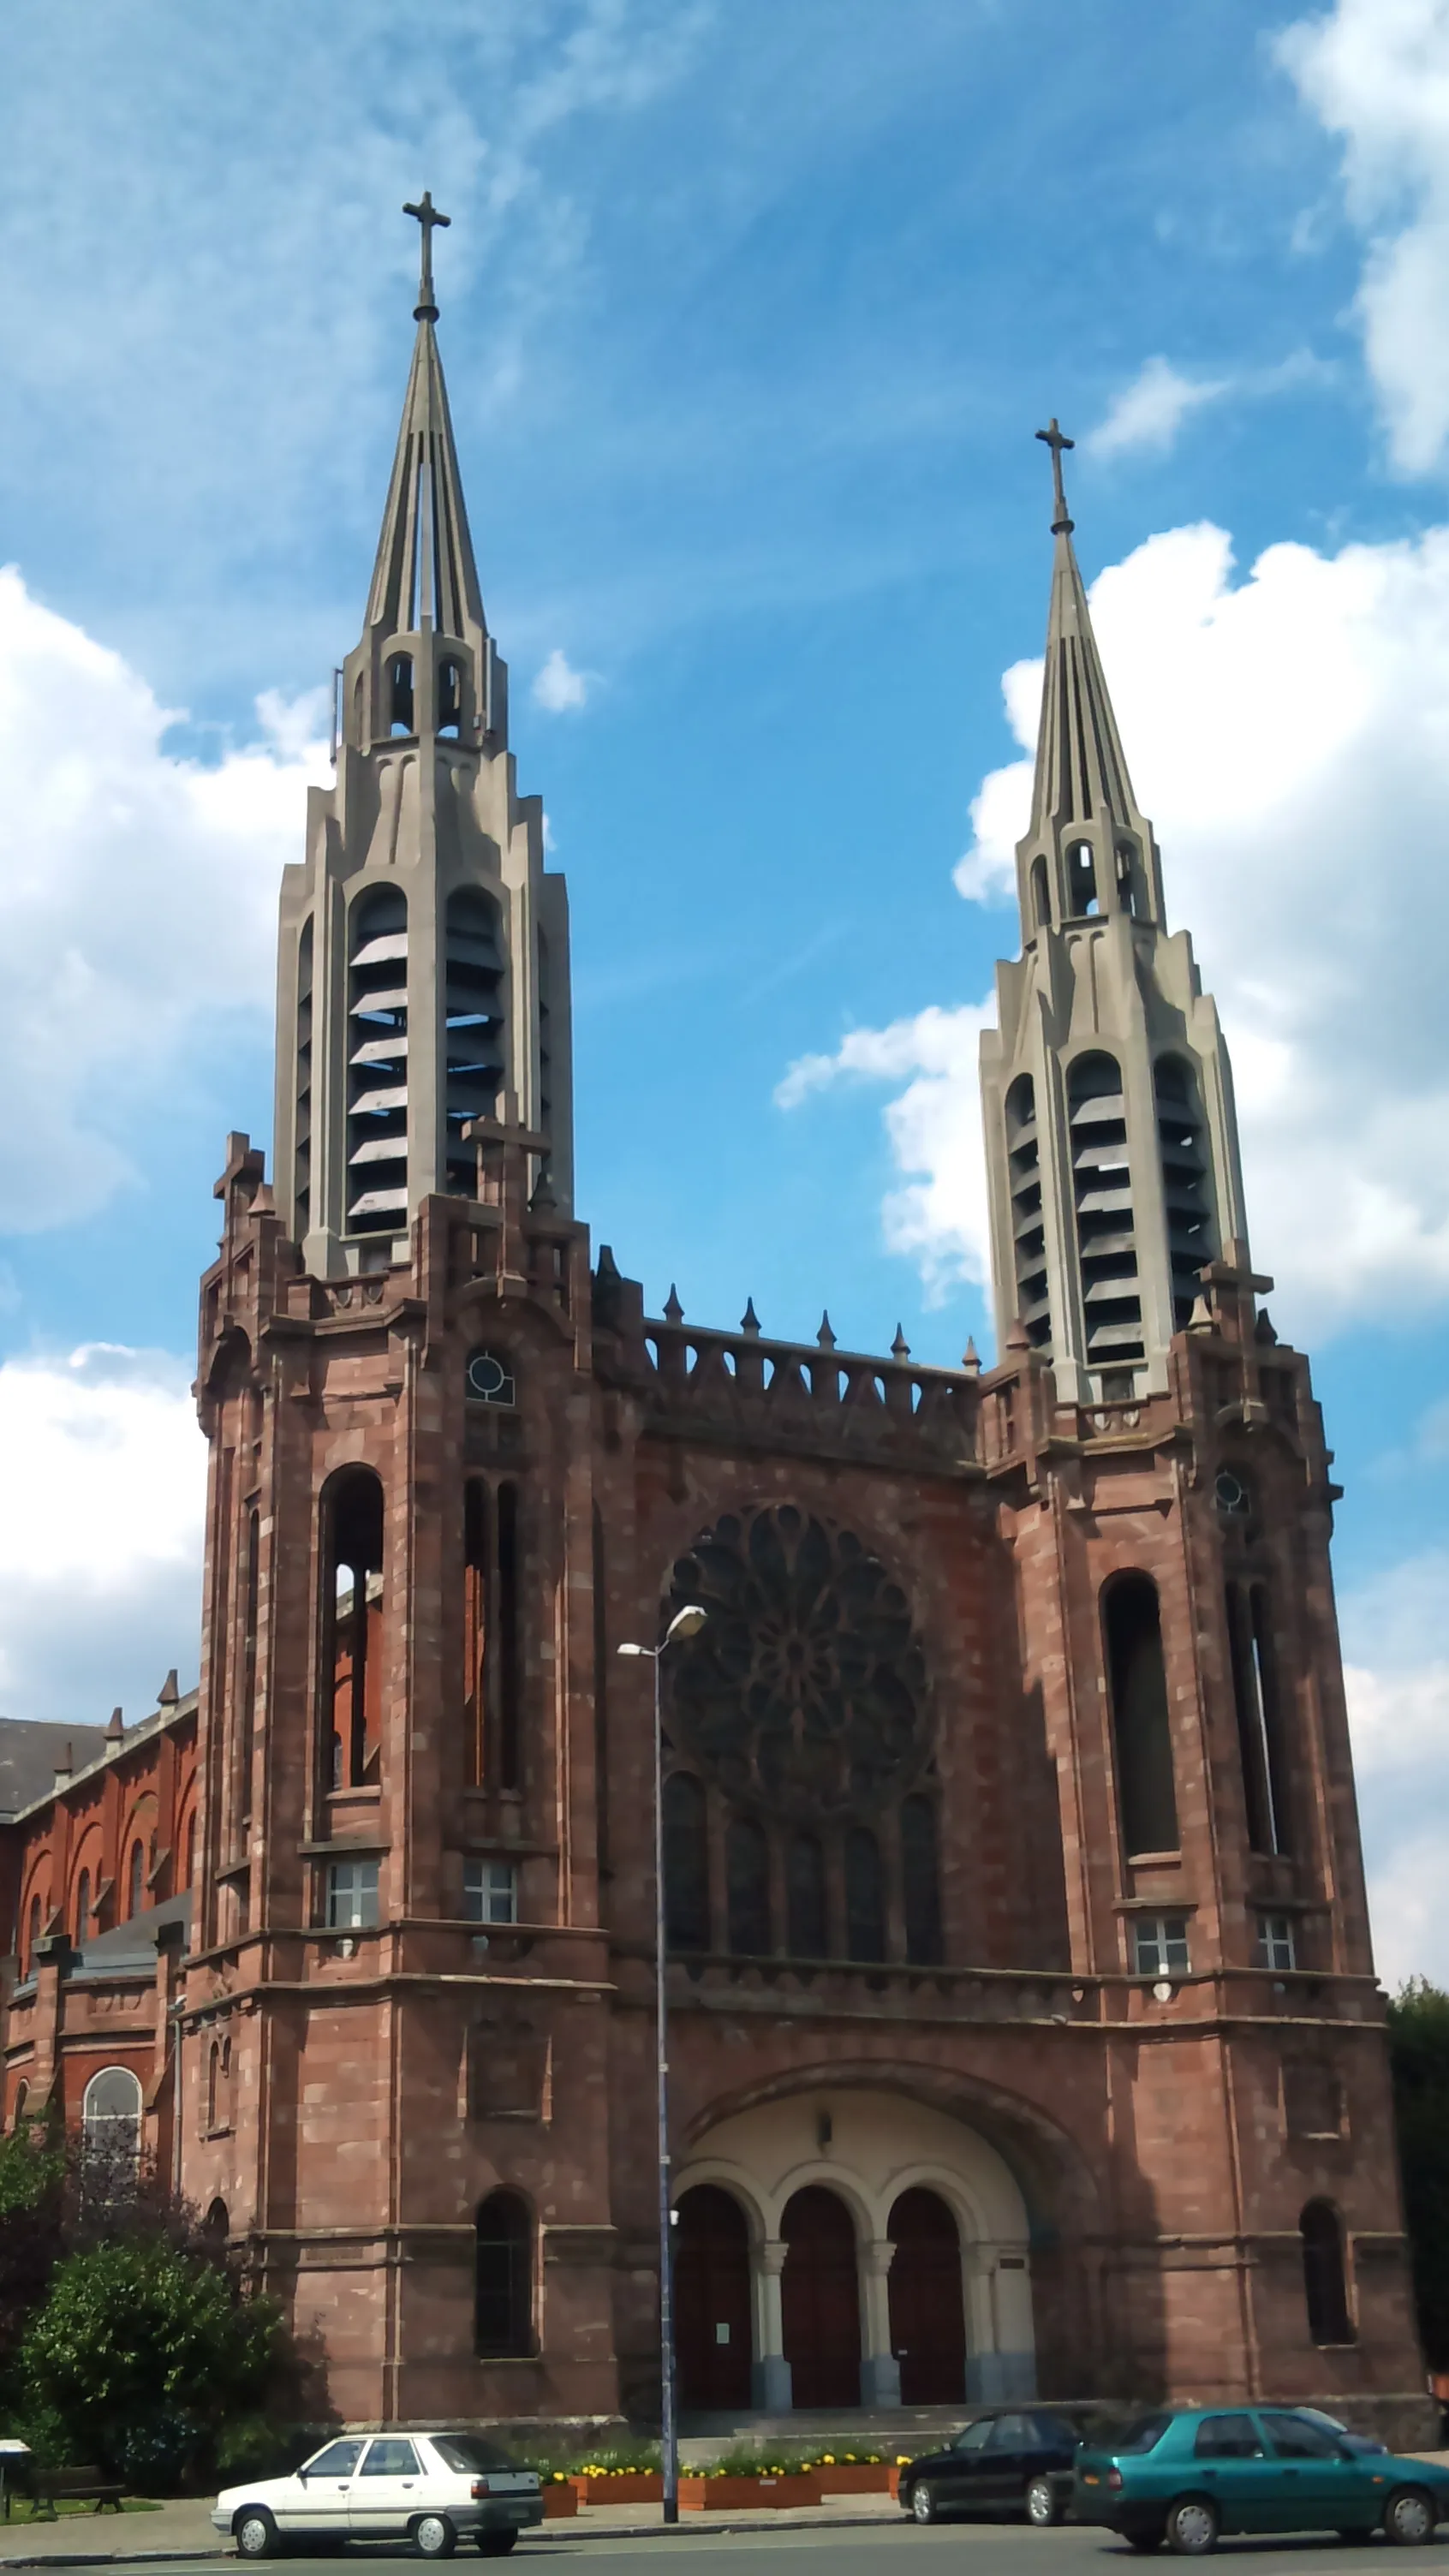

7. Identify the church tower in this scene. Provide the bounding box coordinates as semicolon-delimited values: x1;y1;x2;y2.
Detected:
979;424;1248;1400
274;193;573;1277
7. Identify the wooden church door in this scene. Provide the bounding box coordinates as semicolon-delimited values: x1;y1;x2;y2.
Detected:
674;2185;753;2410
887;2186;967;2402
780;2185;861;2408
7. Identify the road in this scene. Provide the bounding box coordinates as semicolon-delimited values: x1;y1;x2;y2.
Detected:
71;2525;1449;2576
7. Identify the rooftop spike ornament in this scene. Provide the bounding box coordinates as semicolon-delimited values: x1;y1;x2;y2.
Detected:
1035;415;1075;535
402;189;450;321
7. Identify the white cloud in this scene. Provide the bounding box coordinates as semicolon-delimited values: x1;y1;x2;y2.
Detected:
0;1345;205;1728
788;517;1449;1337
1341;1547;1449;1986
1085;357;1231;461
531;647;593;713
1281;0;1449;474
0;567;328;1231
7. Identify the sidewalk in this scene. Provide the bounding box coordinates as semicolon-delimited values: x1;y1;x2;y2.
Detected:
0;2489;903;2565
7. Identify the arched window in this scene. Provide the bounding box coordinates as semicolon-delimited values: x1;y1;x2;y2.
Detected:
75;1870;91;1947
1006;1072;1051;1354
1104;1573;1179;1859
1301;2200;1353;2346
1069;1050;1142;1380
463;1479;489;1788
11;2083;28;2132
538;928;553;1145
206;2040;221;2133
786;1832;826;1959
82;2066;142;2174
725;1816;770;1957
203;2197;230;2246
127;1839;146;1920
496;1482;522;1792
663;1774;710;1953
387;652;414;736
1066;838;1099;915
1155;1056;1217;1328
1226;1579;1288;1856
438;656;463;739
25;1895;40;1972
184;1810;196;1888
443;888;505;1193
1030;855;1051;929
474;2191;533;2357
320;1469;385;1792
294;915;313;1235
459;1471;522;1793
844;1825;886;1963
346;886;408;1235
901;1797;944;1965
1115;839;1139;916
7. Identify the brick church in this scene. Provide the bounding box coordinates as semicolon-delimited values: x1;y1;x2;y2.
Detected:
0;212;1428;2437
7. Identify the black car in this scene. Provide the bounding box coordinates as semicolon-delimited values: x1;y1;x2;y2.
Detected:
899;2408;1083;2526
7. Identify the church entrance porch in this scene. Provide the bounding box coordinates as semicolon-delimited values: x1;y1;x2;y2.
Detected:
673;2088;1035;2415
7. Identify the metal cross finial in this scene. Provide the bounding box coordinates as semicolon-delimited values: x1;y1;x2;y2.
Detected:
1035;417;1075;535
403;191;450;320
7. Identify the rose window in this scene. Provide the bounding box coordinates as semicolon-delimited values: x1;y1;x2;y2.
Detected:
665;1506;928;1818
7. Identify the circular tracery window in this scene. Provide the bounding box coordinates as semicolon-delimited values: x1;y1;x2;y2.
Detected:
665;1505;928;1818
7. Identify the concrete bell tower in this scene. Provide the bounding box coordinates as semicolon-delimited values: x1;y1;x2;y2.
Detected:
273;193;574;1277
979;422;1249;1399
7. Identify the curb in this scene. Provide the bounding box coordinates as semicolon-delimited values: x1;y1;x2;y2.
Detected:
0;2508;903;2566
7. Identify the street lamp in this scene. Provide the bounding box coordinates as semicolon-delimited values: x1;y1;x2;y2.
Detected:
618;1601;707;2525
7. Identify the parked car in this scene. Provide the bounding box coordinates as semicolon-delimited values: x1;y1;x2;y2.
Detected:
213;2431;544;2559
1072;2404;1449;2555
898;2407;1086;2525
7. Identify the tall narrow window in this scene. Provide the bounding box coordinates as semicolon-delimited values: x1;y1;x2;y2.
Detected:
786;1833;826;1959
1301;2200;1353;2346
538;928;553;1146
463;1480;489;1787
725;1817;771;1956
346;888;408;1234
1030;856;1051;929
1155;1056;1217;1329
295;916;313;1236
496;1481;522;1791
127;1839;145;1921
1066;839;1099;915
1070;1051;1142;1374
593;1504;610;1876
206;2039;221;2132
443;888;505;1193
26;1896;39;1972
1104;1573;1179;1858
387;652;414;735
1006;1074;1052;1355
82;2066;141;2176
1226;1581;1289;1856
321;1470;385;1792
75;1870;91;1947
844;1826;886;1963
438;656;462;738
240;1506;259;1827
474;2191;533;2357
901;1797;944;1965
664;1774;710;1953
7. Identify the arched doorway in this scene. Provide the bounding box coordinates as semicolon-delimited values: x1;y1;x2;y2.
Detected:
887;2187;966;2402
781;2185;860;2408
675;2185;753;2410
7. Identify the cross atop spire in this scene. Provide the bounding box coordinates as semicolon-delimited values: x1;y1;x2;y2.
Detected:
403;190;450;320
1035;417;1075;535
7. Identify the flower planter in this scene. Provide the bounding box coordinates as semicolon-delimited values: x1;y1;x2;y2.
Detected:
569;2475;664;2506
813;2464;893;2495
542;2484;579;2519
678;2475;821;2512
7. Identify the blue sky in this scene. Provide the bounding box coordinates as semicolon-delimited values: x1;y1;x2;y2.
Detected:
0;0;1446;1976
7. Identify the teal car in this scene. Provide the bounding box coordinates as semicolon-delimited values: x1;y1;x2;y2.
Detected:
1072;2405;1449;2554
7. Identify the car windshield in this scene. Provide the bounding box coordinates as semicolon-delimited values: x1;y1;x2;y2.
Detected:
429;2436;524;2475
1102;2412;1172;2456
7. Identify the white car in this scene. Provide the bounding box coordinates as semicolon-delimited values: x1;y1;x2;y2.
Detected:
213;2431;544;2559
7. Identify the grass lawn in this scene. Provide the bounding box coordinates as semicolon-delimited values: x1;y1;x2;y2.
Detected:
3;2499;163;2521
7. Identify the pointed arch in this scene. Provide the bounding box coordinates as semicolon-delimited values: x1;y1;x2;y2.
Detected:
1103;1572;1178;1860
319;1467;386;1792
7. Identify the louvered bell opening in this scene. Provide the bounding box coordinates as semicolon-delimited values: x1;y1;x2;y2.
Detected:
538;928;553;1145
444;886;505;1191
1006;1073;1051;1351
1155;1055;1217;1327
1070;1051;1143;1366
295;916;313;1237
347;890;408;1234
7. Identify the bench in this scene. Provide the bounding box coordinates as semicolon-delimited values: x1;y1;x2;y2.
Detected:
16;2467;124;2519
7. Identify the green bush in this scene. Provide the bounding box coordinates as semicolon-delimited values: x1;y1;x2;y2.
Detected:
18;2241;282;2487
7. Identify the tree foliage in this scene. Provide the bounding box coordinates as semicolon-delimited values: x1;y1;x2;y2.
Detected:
1387;1978;1449;2369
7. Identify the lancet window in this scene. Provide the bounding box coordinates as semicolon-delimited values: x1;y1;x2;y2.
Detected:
1006;1072;1051;1352
1069;1050;1142;1378
461;1476;523;1790
1104;1571;1179;1861
474;2191;534;2358
443;887;505;1191
1226;1577;1289;1856
346;888;409;1234
294;917;313;1237
320;1469;385;1793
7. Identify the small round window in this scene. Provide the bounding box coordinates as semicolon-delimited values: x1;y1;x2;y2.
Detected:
1215;1469;1251;1518
466;1349;516;1407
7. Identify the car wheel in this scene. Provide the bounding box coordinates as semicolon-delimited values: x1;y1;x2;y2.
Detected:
1384;2488;1437;2547
911;2483;940;2524
476;2538;517;2558
1025;2476;1062;2528
413;2515;456;2559
1166;2496;1219;2557
235;2508;280;2561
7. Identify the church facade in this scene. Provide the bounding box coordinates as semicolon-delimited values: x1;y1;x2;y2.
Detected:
0;228;1428;2437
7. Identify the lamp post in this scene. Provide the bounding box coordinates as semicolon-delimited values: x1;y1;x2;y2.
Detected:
618;1601;707;2525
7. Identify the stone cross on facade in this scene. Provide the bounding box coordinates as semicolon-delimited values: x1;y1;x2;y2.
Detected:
1035;416;1075;534
403;190;450;319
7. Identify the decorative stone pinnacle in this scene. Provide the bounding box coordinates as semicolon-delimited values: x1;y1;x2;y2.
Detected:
1035;416;1075;535
741;1297;762;1339
663;1283;684;1324
962;1337;980;1376
403;190;450;320
891;1323;910;1361
817;1310;837;1351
